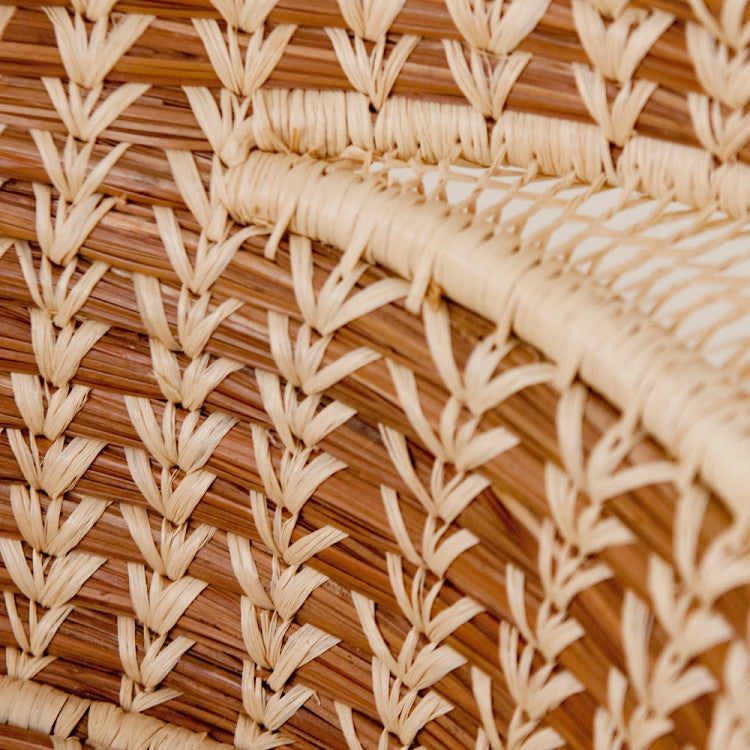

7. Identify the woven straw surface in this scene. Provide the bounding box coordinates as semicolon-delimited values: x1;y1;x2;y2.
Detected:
0;1;749;748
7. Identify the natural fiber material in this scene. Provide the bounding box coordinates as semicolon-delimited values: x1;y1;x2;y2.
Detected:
0;1;749;749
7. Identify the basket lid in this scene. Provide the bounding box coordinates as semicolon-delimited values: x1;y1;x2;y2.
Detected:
0;2;749;748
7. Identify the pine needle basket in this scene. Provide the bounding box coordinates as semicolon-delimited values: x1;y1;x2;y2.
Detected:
1;1;750;748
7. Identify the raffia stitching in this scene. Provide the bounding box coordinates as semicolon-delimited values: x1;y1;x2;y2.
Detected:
0;4;139;745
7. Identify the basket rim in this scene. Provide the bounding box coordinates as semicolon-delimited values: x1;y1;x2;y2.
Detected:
211;146;750;523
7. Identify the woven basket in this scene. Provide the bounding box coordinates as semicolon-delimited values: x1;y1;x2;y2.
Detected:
1;1;749;747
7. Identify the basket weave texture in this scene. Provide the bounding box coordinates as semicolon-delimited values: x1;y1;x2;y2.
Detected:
0;1;749;748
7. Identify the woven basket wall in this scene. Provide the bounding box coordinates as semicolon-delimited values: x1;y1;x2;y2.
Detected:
0;1;749;748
